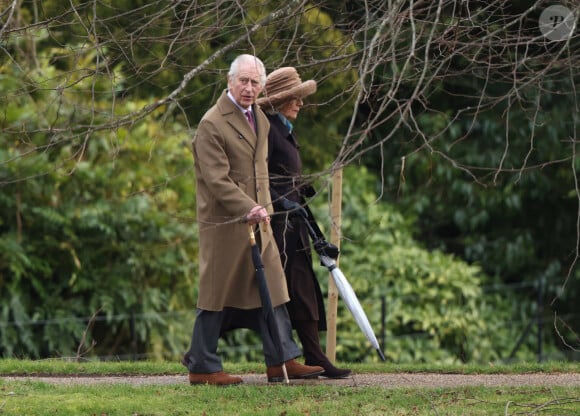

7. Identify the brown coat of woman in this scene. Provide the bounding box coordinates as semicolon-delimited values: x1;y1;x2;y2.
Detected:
192;90;288;311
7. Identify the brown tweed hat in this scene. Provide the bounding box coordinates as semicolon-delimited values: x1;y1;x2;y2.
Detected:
256;67;317;109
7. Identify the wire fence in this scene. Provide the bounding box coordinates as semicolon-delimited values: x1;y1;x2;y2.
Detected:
1;279;578;363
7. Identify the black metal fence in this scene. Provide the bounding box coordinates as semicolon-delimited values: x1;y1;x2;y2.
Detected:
1;279;578;362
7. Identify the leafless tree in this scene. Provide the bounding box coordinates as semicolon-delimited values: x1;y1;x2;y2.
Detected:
1;0;579;355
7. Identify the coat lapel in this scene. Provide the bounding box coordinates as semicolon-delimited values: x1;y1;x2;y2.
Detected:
216;92;257;151
253;104;268;140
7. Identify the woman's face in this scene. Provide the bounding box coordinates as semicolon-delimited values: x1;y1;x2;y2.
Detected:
279;96;303;121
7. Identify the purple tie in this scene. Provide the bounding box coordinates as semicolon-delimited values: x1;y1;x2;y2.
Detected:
245;110;255;132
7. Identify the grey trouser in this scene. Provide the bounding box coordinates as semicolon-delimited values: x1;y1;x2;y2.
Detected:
185;305;302;373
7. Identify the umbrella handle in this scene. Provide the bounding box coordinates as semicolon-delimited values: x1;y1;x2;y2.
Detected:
248;224;269;248
302;204;327;242
248;224;257;246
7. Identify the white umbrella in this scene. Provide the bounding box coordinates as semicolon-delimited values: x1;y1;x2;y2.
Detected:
318;254;386;361
301;207;386;361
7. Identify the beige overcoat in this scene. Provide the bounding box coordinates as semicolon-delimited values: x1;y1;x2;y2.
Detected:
192;90;289;311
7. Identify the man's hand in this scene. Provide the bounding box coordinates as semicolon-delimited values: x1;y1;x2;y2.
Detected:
246;205;270;225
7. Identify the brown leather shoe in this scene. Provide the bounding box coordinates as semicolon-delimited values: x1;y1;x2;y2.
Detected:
266;359;324;382
188;371;243;386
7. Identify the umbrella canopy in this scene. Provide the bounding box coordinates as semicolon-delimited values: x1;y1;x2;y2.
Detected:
248;225;289;383
320;254;386;361
301;206;386;361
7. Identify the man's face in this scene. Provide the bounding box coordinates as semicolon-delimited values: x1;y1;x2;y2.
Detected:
228;62;263;108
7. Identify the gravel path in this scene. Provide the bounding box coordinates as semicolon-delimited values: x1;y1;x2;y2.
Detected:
4;373;580;388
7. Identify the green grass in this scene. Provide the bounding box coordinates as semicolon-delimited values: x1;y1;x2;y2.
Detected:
1;380;578;415
1;358;578;376
1;359;579;415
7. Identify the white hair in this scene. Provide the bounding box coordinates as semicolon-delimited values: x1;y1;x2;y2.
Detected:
228;54;267;87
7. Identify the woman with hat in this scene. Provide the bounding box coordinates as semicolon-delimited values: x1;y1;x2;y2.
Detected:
256;67;351;379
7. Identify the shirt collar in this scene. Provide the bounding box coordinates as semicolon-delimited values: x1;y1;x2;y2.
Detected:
227;90;252;114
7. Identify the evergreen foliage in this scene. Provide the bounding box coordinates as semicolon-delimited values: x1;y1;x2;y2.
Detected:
1;0;578;363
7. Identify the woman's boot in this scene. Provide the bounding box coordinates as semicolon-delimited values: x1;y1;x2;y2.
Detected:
294;320;351;379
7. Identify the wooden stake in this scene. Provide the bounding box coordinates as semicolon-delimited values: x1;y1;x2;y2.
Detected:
326;168;342;362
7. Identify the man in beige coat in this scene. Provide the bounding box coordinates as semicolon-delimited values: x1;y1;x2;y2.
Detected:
182;54;324;385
